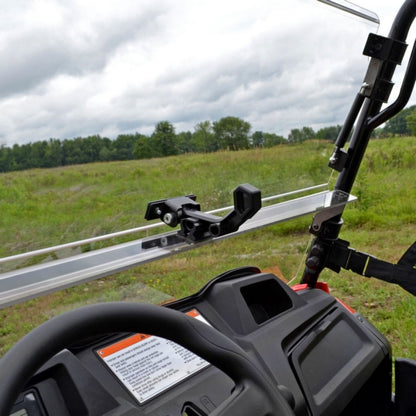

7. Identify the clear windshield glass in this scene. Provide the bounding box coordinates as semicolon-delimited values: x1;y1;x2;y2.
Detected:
0;0;378;355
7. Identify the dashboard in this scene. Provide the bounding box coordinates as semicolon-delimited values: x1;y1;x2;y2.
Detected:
10;266;392;415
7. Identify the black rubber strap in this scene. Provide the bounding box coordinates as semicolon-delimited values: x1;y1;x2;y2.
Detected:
398;240;416;266
329;240;416;296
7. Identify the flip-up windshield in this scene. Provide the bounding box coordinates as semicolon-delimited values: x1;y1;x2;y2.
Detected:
0;0;378;354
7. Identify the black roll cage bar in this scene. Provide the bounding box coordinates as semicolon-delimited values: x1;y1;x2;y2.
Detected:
301;0;416;291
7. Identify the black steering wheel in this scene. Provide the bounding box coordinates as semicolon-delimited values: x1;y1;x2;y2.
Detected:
0;302;295;415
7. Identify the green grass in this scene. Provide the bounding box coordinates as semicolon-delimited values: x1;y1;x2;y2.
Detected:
0;143;331;262
1;137;416;363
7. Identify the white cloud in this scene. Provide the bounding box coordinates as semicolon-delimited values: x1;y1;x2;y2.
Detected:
0;0;410;145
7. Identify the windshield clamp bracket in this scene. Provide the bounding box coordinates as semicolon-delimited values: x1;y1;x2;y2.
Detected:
361;33;407;102
363;33;407;65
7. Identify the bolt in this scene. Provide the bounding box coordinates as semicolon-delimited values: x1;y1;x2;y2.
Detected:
360;82;371;95
312;223;320;232
209;223;221;237
163;212;179;227
163;212;175;225
310;244;324;256
306;256;321;269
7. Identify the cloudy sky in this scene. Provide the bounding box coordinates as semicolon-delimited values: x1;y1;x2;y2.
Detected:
0;0;410;146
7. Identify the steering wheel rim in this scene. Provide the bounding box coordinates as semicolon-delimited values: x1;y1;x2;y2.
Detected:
0;302;294;416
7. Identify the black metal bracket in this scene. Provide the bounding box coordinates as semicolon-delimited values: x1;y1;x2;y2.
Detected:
328;33;409;173
363;33;407;65
361;33;407;103
145;184;261;243
303;0;416;289
328;146;349;172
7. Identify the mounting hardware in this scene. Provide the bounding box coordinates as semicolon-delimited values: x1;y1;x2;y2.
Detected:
363;33;407;65
145;184;261;243
328;147;349;172
310;190;350;234
361;33;407;102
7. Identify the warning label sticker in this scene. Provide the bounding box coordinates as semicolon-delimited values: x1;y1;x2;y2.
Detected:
96;309;210;403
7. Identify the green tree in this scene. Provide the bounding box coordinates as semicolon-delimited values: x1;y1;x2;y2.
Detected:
95;136;112;161
192;121;218;152
382;105;415;136
288;128;303;143
301;126;315;141
176;131;193;154
406;106;416;136
98;146;112;161
151;121;177;157
315;125;342;142
213;116;251;150
288;127;315;143
252;131;264;147
263;133;286;147
43;139;64;167
112;134;138;160
0;146;13;172
133;135;154;159
62;138;87;165
28;141;46;168
11;143;31;170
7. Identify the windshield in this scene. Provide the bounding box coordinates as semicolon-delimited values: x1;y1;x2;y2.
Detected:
0;0;378;355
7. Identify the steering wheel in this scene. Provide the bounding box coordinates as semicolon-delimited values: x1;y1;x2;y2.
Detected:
0;302;295;415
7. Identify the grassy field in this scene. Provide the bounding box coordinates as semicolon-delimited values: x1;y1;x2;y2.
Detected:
1;138;416;362
0;141;330;260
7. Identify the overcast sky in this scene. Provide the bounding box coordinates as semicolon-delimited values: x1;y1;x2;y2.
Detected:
0;0;410;146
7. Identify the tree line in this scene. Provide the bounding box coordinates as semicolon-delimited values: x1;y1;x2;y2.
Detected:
372;105;416;138
0;116;343;173
1;105;415;173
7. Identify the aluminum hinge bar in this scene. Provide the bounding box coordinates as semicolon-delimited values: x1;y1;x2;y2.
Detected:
0;190;355;309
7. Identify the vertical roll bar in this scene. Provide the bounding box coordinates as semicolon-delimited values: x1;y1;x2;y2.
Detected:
301;0;416;287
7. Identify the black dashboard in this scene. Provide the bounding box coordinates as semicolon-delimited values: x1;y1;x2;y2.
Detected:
10;267;392;416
